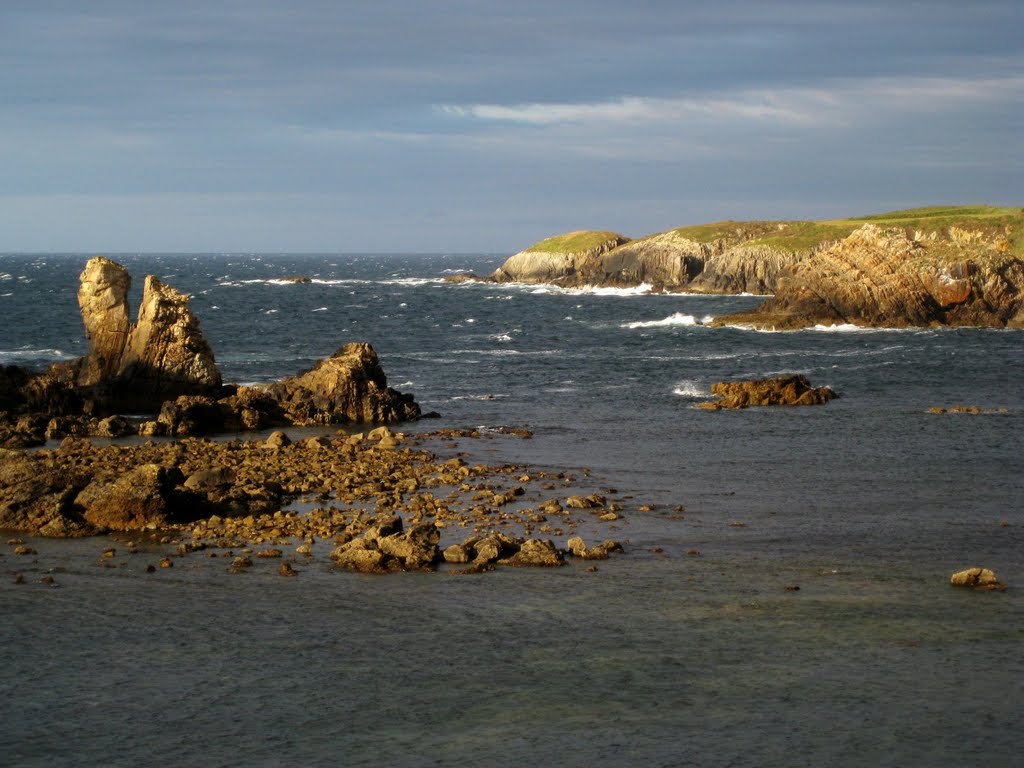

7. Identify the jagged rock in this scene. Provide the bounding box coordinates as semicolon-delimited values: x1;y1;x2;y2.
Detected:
77;257;133;385
698;375;838;409
264;342;420;425
950;567;1007;590
76;258;221;411
716;224;1024;329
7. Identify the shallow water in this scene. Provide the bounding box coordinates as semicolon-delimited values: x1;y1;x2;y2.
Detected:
1;253;1023;766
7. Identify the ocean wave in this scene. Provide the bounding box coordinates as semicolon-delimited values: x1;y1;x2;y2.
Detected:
0;347;72;362
513;281;657;296
450;394;507;401
311;307;329;312
623;312;709;329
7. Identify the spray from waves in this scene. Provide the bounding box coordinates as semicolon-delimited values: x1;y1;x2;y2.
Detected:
518;282;657;296
672;380;707;398
623;312;712;329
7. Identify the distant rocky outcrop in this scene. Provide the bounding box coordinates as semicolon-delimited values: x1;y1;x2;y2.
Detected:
490;223;822;294
492;230;630;284
950;567;1007;590
714;223;1024;329
698;375;838;409
484;208;1024;319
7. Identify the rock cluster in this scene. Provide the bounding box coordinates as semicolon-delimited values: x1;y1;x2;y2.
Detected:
698;375;838;410
0;259;420;448
0;429;631;577
716;224;1024;329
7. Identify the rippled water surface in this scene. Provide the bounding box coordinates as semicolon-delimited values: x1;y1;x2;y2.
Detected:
2;253;1023;766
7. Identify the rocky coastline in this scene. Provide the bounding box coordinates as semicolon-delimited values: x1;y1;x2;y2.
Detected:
0;257;420;450
458;206;1024;328
0;258;631;571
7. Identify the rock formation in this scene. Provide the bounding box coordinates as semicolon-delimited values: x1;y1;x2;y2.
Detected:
714;224;1024;329
698;375;838;409
0;259;421;446
492;231;631;284
264;342;420;425
490;223;818;294
76;258;222;410
950;567;1007;590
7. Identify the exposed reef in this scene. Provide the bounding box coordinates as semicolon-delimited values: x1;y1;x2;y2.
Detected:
697;375;838;410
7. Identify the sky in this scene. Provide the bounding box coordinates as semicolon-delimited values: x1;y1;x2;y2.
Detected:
2;0;1022;253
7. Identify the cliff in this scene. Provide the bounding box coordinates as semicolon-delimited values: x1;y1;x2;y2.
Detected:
492;231;630;284
493;221;834;294
714;211;1024;329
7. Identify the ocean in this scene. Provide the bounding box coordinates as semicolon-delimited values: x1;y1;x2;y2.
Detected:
2;252;1022;767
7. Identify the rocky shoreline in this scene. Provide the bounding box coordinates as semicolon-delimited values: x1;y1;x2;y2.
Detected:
455;207;1024;329
1;426;630;574
1;257;420;450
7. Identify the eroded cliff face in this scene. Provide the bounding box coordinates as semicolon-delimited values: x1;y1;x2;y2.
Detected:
687;245;807;295
492;232;631;284
493;225;816;294
715;224;1024;329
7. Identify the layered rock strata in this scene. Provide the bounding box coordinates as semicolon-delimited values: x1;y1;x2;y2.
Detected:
714;224;1024;329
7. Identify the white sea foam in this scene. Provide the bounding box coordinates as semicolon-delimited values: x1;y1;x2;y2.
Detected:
491;333;514;343
0;347;71;361
623;312;707;329
672;380;706;398
311;307;328;312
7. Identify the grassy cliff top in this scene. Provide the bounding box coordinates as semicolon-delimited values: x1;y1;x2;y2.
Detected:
620;206;1024;255
524;230;629;253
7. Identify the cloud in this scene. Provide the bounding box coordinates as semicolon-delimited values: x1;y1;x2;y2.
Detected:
440;74;1024;129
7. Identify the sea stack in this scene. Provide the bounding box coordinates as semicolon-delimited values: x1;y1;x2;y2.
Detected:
77;257;221;411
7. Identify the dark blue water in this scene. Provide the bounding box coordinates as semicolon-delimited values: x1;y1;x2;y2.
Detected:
2;253;1023;767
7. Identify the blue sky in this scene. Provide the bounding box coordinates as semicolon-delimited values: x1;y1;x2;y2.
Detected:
2;0;1022;252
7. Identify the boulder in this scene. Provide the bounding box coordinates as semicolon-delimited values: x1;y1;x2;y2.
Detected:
0;455;93;535
74;463;188;531
264;342;420;425
699;375;838;409
500;538;565;567
950;567;1007;590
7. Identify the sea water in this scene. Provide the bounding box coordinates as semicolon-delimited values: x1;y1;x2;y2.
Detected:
1;253;1022;767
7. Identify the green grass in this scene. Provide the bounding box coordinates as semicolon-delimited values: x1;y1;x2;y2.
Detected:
525;230;627;253
522;206;1023;259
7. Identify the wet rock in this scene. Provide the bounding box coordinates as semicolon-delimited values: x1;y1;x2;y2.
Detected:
950;567;1007;590
278;562;298;576
699;375;837;409
443;543;471;564
75;463;187;531
500;538;564;567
